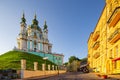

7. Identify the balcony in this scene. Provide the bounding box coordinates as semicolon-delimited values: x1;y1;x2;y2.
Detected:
108;28;120;44
93;31;100;41
107;7;120;27
93;52;100;59
92;41;100;50
112;57;120;62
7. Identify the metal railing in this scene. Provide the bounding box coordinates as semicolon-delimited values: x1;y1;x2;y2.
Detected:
108;28;120;41
92;41;100;48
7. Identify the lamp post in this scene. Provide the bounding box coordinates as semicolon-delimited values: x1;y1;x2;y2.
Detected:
57;57;59;76
43;57;48;77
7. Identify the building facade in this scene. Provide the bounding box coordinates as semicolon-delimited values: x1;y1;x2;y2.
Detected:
88;0;120;74
17;13;64;65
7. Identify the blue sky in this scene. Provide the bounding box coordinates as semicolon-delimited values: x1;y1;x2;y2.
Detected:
0;0;105;62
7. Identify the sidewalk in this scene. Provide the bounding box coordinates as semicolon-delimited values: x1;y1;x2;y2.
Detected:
108;74;120;79
93;72;120;80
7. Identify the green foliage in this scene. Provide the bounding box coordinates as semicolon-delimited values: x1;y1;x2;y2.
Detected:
66;56;88;72
0;50;56;70
80;57;87;65
67;60;80;72
68;56;81;63
63;62;68;66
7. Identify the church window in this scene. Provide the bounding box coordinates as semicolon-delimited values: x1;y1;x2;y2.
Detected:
39;34;42;39
34;41;37;45
34;48;36;52
34;32;37;38
34;41;37;52
27;41;30;50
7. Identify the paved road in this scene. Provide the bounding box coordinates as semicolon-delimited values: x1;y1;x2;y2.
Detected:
23;72;120;80
25;72;104;80
40;72;102;80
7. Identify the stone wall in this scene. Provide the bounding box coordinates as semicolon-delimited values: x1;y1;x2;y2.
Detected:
22;70;66;78
20;59;66;79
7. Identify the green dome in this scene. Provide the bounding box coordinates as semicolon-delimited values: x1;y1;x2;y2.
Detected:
32;19;38;25
30;24;42;32
32;14;38;25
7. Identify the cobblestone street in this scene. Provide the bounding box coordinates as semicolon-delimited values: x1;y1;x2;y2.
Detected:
24;72;120;80
41;72;102;80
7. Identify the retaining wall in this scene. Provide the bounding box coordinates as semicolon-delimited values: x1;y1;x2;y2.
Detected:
22;70;66;78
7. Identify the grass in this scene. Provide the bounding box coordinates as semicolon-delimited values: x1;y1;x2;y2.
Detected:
0;50;56;70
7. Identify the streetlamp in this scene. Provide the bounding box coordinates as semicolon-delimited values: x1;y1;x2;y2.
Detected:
57;57;60;76
43;57;48;77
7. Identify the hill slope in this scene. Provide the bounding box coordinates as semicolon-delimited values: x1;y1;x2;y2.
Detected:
0;51;56;70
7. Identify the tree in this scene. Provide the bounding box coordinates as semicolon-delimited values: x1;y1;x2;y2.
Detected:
69;56;81;63
80;57;87;65
63;62;68;66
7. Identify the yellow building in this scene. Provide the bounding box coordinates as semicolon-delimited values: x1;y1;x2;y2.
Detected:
88;0;120;74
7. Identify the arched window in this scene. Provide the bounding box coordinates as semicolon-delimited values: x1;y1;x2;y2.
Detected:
39;34;42;39
34;32;37;38
34;41;37;52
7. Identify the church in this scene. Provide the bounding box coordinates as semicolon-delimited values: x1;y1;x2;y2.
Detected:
16;13;64;65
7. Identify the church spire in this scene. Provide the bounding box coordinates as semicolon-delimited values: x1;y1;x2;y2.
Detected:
32;14;38;25
21;12;26;23
34;13;36;19
22;12;25;18
43;20;48;30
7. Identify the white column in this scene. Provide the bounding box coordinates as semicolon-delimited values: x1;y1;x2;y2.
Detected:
43;43;45;53
30;41;32;51
38;43;40;51
44;44;48;53
42;64;45;71
46;44;48;53
40;43;44;52
44;44;46;53
48;65;51;71
20;40;23;50
42;43;43;52
23;40;27;50
52;65;54;70
21;59;26;70
56;66;57;70
34;62;38;71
